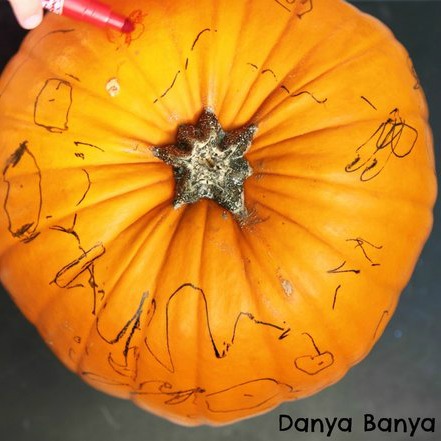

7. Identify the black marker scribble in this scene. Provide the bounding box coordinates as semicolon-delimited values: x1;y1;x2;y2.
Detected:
134;377;298;413
332;284;341;310
247;64;327;104
75;152;85;160
274;0;313;18
294;332;334;375
361;96;377;110
346;237;383;266
50;214;105;314
407;56;421;90
191;28;212;50
73;141;105;152
261;69;278;81
135;381;205;405
2;141;42;243
156;28;216;101
285;89;327;104
205;378;298;413
34;78;73;133
144;283;290;373
66;73;80;82
96;292;149;380
345;108;418;182
327;261;360;275
76;169;91;206
153;71;181;104
247;63;259;70
373;310;389;340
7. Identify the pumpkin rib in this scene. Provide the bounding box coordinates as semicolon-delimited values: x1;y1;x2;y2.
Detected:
2;37;166;136
238;218;358;395
240;217;396;375
248;170;434;209
86;201;172;299
231;5;299;123
120;29;198;123
129;208;211;417
252;23;391;123
0;175;172;259
214;0;254;115
70;75;168;136
232;221;291;390
248;197;404;294
248;116;406;155
195;202;211;422
74;205;187;386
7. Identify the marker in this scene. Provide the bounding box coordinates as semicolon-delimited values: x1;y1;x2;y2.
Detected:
41;0;134;33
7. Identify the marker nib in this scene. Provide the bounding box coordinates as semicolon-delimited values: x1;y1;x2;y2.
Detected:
121;18;135;33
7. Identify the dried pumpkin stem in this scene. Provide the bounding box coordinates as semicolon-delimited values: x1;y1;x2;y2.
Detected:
153;108;257;219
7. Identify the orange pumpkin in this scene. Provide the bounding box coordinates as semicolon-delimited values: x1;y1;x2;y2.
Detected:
0;0;436;426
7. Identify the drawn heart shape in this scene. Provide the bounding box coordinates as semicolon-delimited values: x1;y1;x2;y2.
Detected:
294;352;334;375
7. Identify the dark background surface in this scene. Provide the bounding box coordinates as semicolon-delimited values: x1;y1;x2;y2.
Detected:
0;1;439;440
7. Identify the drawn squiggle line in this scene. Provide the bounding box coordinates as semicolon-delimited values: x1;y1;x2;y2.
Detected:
191;28;211;50
144;283;289;373
373;310;389;340
205;378;299;413
134;381;205;405
3;140;42;243
96;292;148;366
153;71;181;104
50;214;105;314
345;108;418;181
261;69;278;81
332;285;341;310
327;260;360;275
76;169;91;206
73;141;105;152
283;89;327;104
246;63;327;104
155;28;216;102
274;0;313;18
361;96;377;110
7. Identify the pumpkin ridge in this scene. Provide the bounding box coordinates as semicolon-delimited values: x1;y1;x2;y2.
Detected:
0;178;172;259
131;203;190;368
194;201;210;422
231;221;289;394
29;202;165;343
120;47;194;126
231;3;300;123
215;0;255;115
71;75;164;132
88;201;172;297
248;116;407;154
248;171;434;211
246;197;419;308
74;205;188;384
255;33;393;127
246;197;399;289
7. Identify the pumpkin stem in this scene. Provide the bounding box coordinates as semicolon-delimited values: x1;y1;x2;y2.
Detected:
152;108;257;219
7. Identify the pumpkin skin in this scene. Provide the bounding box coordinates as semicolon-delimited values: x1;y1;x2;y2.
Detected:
0;0;436;427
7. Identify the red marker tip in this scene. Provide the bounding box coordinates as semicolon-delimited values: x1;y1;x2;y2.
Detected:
121;18;135;34
42;1;135;33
